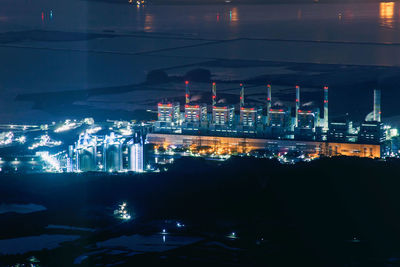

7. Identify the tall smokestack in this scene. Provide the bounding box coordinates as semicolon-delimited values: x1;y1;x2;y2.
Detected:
212;82;217;106
373;89;381;122
323;86;329;131
267;84;272;126
295;85;300;127
240;83;245;108
185;81;190;104
267;84;272;110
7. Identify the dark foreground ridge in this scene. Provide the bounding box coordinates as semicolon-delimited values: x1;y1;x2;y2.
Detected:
1;156;400;266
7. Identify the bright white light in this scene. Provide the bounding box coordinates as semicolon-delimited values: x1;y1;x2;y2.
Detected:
29;135;62;150
86;126;102;134
37;151;61;172
16;136;26;144
120;128;133;136
54;120;80;133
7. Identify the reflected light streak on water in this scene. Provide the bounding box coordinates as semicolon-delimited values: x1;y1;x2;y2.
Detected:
380;2;395;29
144;13;153;32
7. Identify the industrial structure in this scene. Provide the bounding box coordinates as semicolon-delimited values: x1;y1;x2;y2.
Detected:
71;131;144;172
151;82;389;158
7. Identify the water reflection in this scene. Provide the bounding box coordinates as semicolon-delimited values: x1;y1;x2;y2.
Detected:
230;7;239;23
297;9;302;20
380;2;395;29
144;13;153;32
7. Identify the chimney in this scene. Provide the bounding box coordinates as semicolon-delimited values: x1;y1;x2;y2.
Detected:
185;81;190;104
267;84;272;126
212;82;217;106
295;85;300;127
323;86;329;131
373;89;381;122
240;83;245;108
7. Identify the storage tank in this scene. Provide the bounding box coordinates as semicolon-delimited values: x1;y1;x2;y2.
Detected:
103;132;123;172
76;133;97;172
127;133;144;172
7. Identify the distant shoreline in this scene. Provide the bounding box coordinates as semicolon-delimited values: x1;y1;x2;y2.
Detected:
84;0;389;5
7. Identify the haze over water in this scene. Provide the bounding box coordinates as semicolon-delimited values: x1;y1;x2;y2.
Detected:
1;0;400;123
2;0;400;42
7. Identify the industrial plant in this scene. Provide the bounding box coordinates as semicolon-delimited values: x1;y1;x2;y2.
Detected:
72;131;144;173
150;81;397;159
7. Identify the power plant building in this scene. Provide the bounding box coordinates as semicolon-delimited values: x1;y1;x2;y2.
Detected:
295;108;320;140
239;106;262;127
212;104;235;126
358;121;386;144
184;103;207;123
150;81;392;159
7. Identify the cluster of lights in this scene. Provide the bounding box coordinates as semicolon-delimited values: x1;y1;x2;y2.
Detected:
36;151;61;172
86;126;102;135
114;202;131;220
0;132;14;145
54;120;80;133
28;135;62;150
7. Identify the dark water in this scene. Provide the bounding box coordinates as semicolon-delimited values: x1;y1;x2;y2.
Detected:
2;0;400;41
1;0;400;123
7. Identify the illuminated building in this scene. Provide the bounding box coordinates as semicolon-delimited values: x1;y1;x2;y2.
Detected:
212;104;235;126
183;103;208;132
103;132;123;172
155;102;180;132
327;120;357;143
147;133;381;158
184;103;207;123
294;108;320;140
266;106;292;138
76;133;97;172
127;133;144;172
358;121;386;144
157;102;180;123
268;106;291;128
239;106;262;127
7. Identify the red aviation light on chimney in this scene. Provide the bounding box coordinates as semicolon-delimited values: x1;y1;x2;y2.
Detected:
295;85;300;89
185;81;189;85
240;83;243;86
